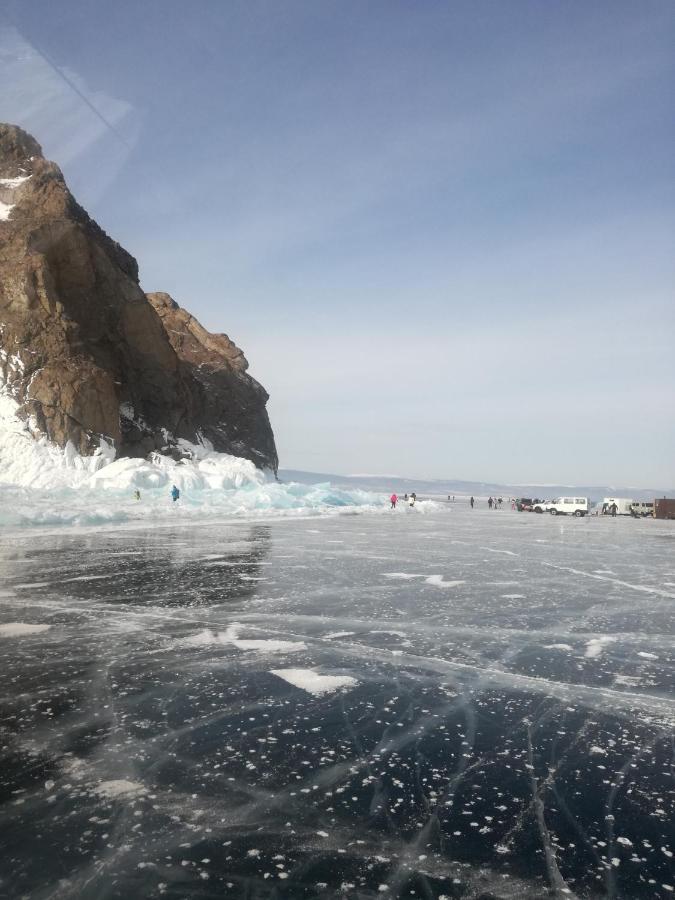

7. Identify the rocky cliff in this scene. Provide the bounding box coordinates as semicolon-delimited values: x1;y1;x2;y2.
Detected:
0;124;278;471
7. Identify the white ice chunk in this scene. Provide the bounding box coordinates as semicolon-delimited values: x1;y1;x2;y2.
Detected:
271;668;358;696
0;622;51;637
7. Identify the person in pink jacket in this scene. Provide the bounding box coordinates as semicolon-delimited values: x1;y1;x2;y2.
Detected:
390;493;398;509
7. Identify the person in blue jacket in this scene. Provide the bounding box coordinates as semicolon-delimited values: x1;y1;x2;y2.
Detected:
171;484;180;502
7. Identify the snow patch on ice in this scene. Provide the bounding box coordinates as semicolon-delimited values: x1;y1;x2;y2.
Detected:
94;779;146;799
271;668;358;696
382;573;423;579
222;625;306;653
585;636;616;658
425;575;465;589
181;626;306;654
0;622;51;637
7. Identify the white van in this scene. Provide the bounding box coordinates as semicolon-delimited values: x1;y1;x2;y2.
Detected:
602;497;634;516
630;501;654;518
533;497;589;516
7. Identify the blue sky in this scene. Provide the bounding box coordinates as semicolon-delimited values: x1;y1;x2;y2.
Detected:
1;1;673;486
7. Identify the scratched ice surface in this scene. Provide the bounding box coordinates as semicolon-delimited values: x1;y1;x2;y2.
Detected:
0;509;673;899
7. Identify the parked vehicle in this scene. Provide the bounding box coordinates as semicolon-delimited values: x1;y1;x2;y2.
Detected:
601;497;634;516
630;501;654;518
654;498;675;520
516;497;545;511
533;497;589;516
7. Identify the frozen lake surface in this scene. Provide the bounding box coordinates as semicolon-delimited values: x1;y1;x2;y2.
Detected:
0;506;673;898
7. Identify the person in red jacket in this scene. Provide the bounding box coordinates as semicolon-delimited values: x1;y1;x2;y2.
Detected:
390;493;398;509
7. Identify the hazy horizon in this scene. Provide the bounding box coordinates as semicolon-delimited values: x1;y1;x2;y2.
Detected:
1;0;673;485
279;465;673;492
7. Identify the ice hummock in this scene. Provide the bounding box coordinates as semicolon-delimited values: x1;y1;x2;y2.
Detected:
0;386;393;526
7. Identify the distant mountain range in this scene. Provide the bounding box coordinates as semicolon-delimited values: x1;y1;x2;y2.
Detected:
279;469;672;503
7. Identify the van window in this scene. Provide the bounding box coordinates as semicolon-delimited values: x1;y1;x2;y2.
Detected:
576;498;585;504
564;498;573;504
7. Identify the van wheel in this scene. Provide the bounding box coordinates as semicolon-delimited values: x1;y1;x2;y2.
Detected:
574;510;584;517
550;509;558;516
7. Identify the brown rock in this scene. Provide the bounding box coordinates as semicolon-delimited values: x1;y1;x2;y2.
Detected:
0;123;278;471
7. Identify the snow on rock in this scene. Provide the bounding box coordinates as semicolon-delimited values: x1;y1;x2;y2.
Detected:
0;199;14;220
271;668;359;696
0;175;32;188
0;387;114;488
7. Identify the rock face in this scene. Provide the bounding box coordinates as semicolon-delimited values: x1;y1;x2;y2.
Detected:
0;124;278;471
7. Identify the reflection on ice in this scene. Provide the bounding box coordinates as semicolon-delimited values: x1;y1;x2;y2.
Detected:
0;509;673;898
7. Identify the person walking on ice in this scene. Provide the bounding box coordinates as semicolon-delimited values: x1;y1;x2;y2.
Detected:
470;496;474;508
171;484;180;503
390;493;398;509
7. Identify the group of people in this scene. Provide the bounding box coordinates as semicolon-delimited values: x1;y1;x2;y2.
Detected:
469;495;515;509
390;492;417;508
390;493;510;510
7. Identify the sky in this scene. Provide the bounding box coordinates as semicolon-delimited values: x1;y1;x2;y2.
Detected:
1;0;673;486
